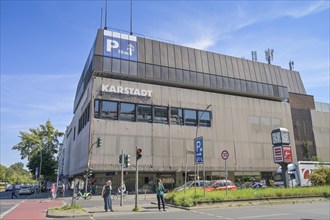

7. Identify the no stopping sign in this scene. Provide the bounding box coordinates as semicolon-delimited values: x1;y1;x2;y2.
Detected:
221;150;229;160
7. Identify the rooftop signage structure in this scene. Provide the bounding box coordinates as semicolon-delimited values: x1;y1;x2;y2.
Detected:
103;30;137;61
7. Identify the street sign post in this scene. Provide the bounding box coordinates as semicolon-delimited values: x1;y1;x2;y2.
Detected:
221;150;229;196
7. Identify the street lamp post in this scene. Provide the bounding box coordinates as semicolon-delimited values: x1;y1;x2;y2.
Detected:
39;149;42;193
185;150;194;194
195;104;211;196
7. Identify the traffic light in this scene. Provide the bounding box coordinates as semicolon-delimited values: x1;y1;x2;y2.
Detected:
97;137;102;148
84;167;93;178
84;167;88;178
119;154;123;164
125;154;131;168
88;167;93;177
136;148;142;161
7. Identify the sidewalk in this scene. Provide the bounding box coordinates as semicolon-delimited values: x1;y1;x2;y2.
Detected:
47;193;174;218
85;202;164;215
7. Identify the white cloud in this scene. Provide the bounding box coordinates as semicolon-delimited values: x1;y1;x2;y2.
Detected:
1;73;77;138
303;71;330;89
149;1;329;52
283;1;330;18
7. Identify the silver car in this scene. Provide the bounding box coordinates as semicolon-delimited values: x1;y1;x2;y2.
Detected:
173;180;211;191
19;186;34;195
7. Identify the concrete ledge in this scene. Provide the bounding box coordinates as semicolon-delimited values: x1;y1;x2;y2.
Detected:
46;209;91;218
195;195;328;205
167;196;329;210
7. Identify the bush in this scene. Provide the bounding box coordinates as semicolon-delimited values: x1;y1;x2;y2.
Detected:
310;167;330;186
165;186;330;207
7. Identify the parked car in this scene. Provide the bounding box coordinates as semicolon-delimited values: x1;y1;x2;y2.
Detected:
14;184;21;190
5;184;13;191
204;180;237;192
19;186;34;195
174;180;211;191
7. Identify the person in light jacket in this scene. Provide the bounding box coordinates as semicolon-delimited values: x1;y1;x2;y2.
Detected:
101;180;113;212
155;179;166;211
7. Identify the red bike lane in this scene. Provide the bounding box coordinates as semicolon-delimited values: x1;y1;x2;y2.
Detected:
3;199;63;220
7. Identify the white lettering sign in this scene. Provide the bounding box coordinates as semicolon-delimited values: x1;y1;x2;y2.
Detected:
107;39;119;52
101;84;152;97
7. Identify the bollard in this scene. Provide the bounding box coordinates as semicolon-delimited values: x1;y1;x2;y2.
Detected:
144;190;146;200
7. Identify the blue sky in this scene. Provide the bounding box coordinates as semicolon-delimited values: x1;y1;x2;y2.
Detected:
1;1;329;168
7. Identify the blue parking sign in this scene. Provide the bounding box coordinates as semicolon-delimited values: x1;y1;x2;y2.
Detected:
103;30;138;61
194;137;204;164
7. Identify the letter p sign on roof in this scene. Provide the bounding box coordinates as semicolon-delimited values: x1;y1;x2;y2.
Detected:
104;30;137;61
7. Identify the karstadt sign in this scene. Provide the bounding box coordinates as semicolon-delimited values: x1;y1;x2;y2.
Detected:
103;30;137;61
101;84;152;97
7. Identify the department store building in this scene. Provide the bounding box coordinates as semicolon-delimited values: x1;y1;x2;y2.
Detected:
62;28;330;190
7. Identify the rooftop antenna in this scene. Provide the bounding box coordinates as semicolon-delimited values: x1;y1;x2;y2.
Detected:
130;0;133;35
251;51;257;61
265;48;274;64
104;0;108;30
289;60;294;70
100;8;103;29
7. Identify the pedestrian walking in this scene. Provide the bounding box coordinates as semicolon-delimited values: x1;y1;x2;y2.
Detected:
118;182;126;195
11;185;17;199
155;179;166;211
61;182;65;197
101;180;113;212
51;183;57;199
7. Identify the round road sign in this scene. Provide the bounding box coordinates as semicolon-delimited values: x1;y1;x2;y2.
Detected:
221;150;229;160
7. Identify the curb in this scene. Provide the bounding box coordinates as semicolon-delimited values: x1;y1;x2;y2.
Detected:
46;209;91;218
166;195;328;210
195;195;328;205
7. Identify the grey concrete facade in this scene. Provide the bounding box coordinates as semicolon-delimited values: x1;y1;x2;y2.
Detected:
311;102;330;162
62;29;328;188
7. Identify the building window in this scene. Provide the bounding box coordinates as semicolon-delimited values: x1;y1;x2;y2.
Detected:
86;104;90;123
120;103;136;121
198;111;211;127
184;109;197;126
101;101;118;120
94;100;100;118
94;99;212;128
78;103;91;134
137;105;152;123
170;108;183;125
154;106;168;124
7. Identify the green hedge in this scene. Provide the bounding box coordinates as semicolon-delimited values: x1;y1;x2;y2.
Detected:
165;186;330;207
310;168;330;186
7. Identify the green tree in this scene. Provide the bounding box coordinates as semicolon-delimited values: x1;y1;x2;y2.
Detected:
2;163;34;184
9;162;24;171
12;120;63;181
0;165;7;182
27;151;57;180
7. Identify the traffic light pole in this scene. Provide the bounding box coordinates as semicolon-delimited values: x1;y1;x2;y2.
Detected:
85;168;88;192
134;147;139;211
120;150;124;206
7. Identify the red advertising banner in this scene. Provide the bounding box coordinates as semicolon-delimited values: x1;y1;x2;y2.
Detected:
273;146;283;163
283;145;293;163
